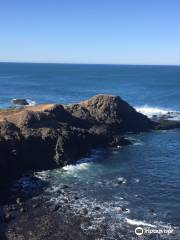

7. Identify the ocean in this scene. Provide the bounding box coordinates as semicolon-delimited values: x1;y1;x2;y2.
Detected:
1;63;180;239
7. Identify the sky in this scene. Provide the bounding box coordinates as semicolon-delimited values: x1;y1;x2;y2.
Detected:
0;0;180;65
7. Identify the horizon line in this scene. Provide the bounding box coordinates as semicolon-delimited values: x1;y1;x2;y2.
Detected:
0;61;180;67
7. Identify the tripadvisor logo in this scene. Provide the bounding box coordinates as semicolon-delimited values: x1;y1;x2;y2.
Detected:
135;226;174;236
135;227;144;236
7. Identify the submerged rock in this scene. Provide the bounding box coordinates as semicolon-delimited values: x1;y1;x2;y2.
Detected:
4;213;14;223
149;208;155;214
116;177;127;184
121;207;129;213
49;204;60;212
154;120;180;130
94;206;101;211
61;185;70;189
82;208;88;215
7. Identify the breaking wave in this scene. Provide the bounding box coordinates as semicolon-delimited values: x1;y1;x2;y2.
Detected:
135;105;180;121
126;218;156;227
62;162;91;173
26;99;36;106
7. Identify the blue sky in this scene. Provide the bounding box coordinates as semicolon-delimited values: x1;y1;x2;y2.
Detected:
0;0;180;65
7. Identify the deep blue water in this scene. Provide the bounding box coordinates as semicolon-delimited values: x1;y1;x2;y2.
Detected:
0;63;180;110
1;63;180;239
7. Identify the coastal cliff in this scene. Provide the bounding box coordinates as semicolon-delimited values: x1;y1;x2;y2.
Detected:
0;94;179;185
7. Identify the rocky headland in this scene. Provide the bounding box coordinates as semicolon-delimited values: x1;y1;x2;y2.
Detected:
0;94;180;187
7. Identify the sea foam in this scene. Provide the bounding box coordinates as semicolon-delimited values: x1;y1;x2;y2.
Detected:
135;105;180;121
126;218;157;227
26;99;36;106
62;162;90;172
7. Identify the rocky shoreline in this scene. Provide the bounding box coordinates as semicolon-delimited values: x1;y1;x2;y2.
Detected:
1;94;180;240
1;173;102;240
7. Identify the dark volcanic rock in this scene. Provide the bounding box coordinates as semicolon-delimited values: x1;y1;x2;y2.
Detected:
0;94;171;186
154;120;180;130
12;99;29;106
4;213;14;223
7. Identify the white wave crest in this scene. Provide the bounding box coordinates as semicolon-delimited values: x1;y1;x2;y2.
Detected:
35;170;49;180
26;99;36;106
126;218;156;227
62;162;91;173
135;105;180;120
135;105;169;117
133;141;144;146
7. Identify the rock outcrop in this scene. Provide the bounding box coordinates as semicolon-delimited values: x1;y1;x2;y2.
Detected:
12;99;29;106
0;94;179;186
154;120;180;130
65;95;155;132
